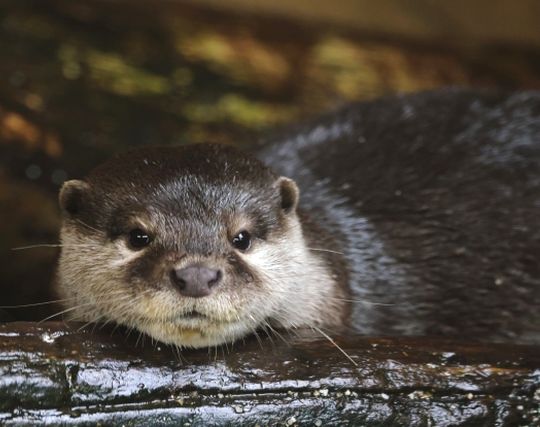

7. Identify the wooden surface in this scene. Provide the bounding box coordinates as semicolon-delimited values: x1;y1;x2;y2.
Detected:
0;322;539;426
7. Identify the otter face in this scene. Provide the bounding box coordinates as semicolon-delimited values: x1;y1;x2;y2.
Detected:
56;144;340;348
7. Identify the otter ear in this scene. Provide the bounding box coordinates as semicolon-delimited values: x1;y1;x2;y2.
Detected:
59;180;90;216
276;176;299;214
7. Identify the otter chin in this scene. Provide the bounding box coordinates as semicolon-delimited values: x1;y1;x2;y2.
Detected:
56;143;347;348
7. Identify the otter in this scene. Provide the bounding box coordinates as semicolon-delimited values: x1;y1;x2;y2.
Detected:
56;88;540;348
57;144;347;348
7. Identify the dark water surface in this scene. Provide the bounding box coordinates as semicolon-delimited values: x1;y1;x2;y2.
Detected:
1;0;540;320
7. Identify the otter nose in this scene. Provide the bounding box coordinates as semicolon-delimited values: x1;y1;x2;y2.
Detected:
170;266;222;298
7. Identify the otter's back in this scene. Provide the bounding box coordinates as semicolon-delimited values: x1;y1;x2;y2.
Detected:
258;89;540;343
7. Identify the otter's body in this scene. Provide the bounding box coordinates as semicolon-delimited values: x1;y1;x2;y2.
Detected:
57;89;540;347
258;89;540;344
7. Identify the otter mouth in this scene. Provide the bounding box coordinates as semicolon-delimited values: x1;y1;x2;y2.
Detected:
179;310;206;320
142;309;237;327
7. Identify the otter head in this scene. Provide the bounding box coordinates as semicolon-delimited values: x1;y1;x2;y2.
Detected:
57;144;342;348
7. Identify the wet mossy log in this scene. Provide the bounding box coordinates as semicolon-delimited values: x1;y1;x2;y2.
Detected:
0;322;539;426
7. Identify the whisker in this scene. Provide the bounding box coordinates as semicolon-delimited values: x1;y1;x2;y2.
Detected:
76;219;101;233
36;289;132;325
252;262;394;304
124;325;136;341
110;323;123;336
135;331;144;348
0;298;77;309
78;315;106;332
263;322;290;346
221;344;226;360
172;344;185;364
221;331;232;355
12;244;63;251
306;247;344;255
261;288;395;306
326;297;394;306
77;294;135;332
312;326;358;366
250;326;264;351
38;304;94;323
259;324;276;347
11;243;98;251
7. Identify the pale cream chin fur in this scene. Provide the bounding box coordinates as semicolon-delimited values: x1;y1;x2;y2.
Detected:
57;214;342;348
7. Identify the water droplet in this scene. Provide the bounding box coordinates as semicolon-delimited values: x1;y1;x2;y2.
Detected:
25;164;42;180
51;169;68;185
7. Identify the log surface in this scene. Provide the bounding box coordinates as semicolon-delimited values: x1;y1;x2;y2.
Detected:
0;322;539;426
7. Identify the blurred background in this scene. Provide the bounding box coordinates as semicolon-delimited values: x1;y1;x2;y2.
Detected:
1;0;540;320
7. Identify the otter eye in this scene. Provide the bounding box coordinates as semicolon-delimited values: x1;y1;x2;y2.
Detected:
232;230;251;251
128;228;152;249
